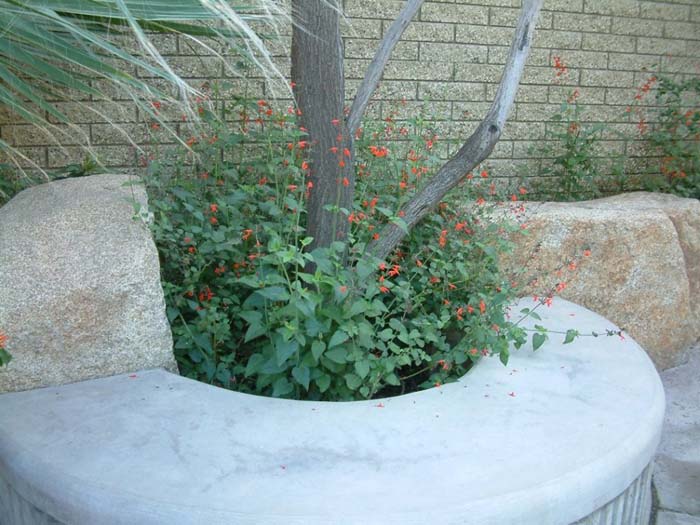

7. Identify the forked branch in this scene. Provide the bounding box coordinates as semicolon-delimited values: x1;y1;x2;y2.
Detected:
367;0;544;261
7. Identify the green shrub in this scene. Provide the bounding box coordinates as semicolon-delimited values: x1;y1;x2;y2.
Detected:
644;76;700;199
146;97;532;400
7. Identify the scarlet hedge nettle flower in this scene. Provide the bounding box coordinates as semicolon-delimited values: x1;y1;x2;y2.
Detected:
343;148;351;157
287;184;298;191
519;187;527;195
0;332;7;348
183;236;192;243
338;160;346;168
210;216;218;225
388;264;400;277
467;305;474;314
188;246;196;254
198;287;214;302
430;276;440;284
470;348;478;356
330;146;338;153
214;266;226;275
242;229;253;241
438;229;447;248
479;300;486;314
342;177;349;187
372;233;379;240
415;259;423;267
380;286;389;293
456;307;464;321
583;249;591;257
339;285;347;293
301;161;309;170
209;204;218;213
369;145;388;157
480;170;488;179
476;197;486;206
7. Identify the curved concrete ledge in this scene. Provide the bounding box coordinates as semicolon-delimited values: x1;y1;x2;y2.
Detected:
0;299;665;525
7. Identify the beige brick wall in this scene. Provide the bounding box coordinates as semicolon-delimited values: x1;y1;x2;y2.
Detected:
1;0;699;187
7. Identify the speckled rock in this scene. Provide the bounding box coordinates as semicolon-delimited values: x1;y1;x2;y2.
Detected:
500;192;700;370
0;174;176;392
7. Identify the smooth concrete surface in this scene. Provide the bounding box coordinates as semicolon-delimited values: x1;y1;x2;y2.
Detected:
654;343;700;523
657;511;700;525
0;299;665;525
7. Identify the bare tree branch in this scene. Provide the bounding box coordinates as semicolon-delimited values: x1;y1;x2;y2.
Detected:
346;0;424;135
367;0;544;261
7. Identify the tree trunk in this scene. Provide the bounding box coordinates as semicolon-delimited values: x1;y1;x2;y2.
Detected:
291;0;354;251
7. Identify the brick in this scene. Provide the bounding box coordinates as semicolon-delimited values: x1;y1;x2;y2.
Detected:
455;63;505;82
549;85;606;104
605;87;640;105
347;79;418;100
515;102;561;121
344;0;405;20
636;37;686;56
490;7;553;28
400;22;455;42
421;3;489;25
420;42;488;63
584;0;639;17
488;47;550;66
48;102;137;124
521;65;579;85
693;6;700;23
455;24;516;45
0;147;45;168
503;121;546;140
612;17;663;37
533;29;583;50
660;54;700;74
553;12;611;32
1;124;88;147
382;101;452;120
419;81;486;101
608;52;659;72
581;69;635;87
370;59;452;80
344;39;418;60
147;56;223;79
341;19;382;39
451;101;494;120
542;0;584;12
640;2;690;21
487;84;549;102
582;33;636;53
664;21;700;40
552;50;608;69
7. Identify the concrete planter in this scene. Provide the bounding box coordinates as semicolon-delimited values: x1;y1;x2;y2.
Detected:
0;299;664;524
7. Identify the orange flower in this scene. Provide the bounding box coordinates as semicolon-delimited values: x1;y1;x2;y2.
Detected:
479;299;486;314
369;145;388;158
301;161;309;170
0;332;7;349
342;177;350;187
480;170;488;179
456;307;464;321
210;203;218;213
379;286;389;293
372;233;380;240
210;216;218;225
467;305;474;314
583;249;591;257
242;229;253;241
287;184;298;191
339;285;348;293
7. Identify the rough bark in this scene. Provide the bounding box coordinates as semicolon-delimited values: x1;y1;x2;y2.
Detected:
291;0;354;251
367;0;543;261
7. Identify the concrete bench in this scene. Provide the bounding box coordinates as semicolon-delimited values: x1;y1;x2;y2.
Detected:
0;299;665;525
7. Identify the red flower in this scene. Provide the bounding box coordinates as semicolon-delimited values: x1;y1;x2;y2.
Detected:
342;177;350;187
242;229;253;241
209;203;218;213
479;299;486;314
0;332;7;348
379;286;389;293
287;184;298;191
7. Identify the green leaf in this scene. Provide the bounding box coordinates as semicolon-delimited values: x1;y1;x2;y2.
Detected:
244;354;264;377
499;348;509;366
311;340;326;361
244;323;267;343
345;373;362;390
316;374;331;393
292;366;310;390
272;377;293;397
354;360;370;379
274;337;299;366
532;332;547;351
563;329;578;344
256;286;290;302
328;330;349;349
324;347;347;364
